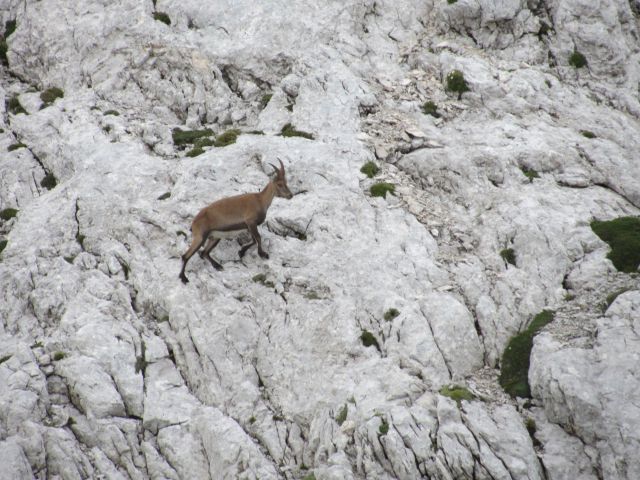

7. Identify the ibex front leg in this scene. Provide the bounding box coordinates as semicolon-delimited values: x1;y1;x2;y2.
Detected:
247;223;269;259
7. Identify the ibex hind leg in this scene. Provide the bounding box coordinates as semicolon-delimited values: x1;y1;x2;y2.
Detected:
200;237;224;271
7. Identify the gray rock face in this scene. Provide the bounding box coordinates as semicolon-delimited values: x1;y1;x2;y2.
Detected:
1;0;639;478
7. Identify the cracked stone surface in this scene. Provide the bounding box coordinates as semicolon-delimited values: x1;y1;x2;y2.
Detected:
1;0;639;479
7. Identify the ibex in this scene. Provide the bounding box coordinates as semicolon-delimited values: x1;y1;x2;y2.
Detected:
179;159;293;283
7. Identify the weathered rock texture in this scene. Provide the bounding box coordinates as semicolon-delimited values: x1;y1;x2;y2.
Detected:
0;0;639;479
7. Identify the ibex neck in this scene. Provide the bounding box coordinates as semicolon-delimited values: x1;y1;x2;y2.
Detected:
259;181;276;210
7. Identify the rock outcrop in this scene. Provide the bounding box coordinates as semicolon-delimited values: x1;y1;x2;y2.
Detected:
1;0;638;479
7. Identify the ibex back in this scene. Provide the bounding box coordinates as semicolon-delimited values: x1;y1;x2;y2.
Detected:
179;159;293;283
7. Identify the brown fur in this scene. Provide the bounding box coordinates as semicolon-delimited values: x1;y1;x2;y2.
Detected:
179;160;292;283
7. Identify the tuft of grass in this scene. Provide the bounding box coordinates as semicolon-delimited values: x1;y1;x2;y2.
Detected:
252;273;275;288
280;123;314;140
580;130;596;139
447;0;458;3
40;87;64;106
260;93;273;109
103;109;120;116
360;161;379;178
41;173;57;190
360;330;380;351
569;50;587;69
378;418;389;436
336;404;348;425
302;474;316;480
53;351;66;361
158;192;171;200
499;310;555;398
153;12;171;26
8;143;26;151
4;20;16;38
520;166;539;182
0;208;18;221
214;128;241;147
0;37;7;66
591;217;640;273
384;308;400;321
445;70;470;99
172;127;213;146
439;385;475;406
7;96;26;115
370;182;395;198
186;146;205;157
500;248;516;266
0;240;7;255
422;100;441;118
604;288;631;311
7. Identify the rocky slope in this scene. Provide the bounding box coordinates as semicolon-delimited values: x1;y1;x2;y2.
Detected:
0;0;639;479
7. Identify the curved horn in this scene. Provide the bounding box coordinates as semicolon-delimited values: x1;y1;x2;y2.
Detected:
268;163;279;174
277;158;285;176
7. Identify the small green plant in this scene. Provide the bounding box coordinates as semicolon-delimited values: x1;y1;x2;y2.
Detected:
0;240;7;255
569;50;587;69
520;166;539;182
422;100;441;118
285;103;294;112
447;0;458;4
564;292;576;301
63;256;75;264
41;173;57;190
8;143;26;151
0;37;7;66
360;330;380;351
5;20;16;38
153;12;171;26
280;123;314;140
384;308;400;321
604;288;630;311
53;351;66;361
378;418;389;436
214;128;241;147
172;127;213;146
158;192;171;200
500;248;516;266
40;87;64;106
7;96;26;115
499;310;555;398
260;93;272;109
360;161;379;178
445;70;470;99
302;474;316;480
439;385;475;406
304;291;321;300
0;208;18;221
580;130;596;139
591;217;640;273
370;182;395;198
247;130;265;135
249;415;256;424
252;273;275;288
186;146;205;157
336;404;348;425
103;109;120;116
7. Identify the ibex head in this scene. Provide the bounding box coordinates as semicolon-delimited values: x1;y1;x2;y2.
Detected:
270;158;293;200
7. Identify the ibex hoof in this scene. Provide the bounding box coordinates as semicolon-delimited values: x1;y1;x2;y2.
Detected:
259;251;269;259
238;250;246;259
180;275;189;284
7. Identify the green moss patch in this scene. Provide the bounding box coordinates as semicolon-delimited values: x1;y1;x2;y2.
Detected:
53;351;66;361
104;109;120;116
0;240;7;255
252;273;275;288
172;127;213;146
580;130;596;139
499;310;555;398
158;192;171;200
360;330;380;351
384;308;400;321
40;87;64;106
214;128;241;147
8;143;26;151
153;12;171;25
40;173;57;190
569;50;587;69
280;123;314;140
260;93;272;109
336;404;348;425
445;70;470;99
7;96;26;115
422;100;441;118
591;216;640;273
360;161;379;178
520;166;539;182
378;418;389;436
500;248;516;266
0;208;18;221
4;20;16;38
370;182;395;198
439;385;475;406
